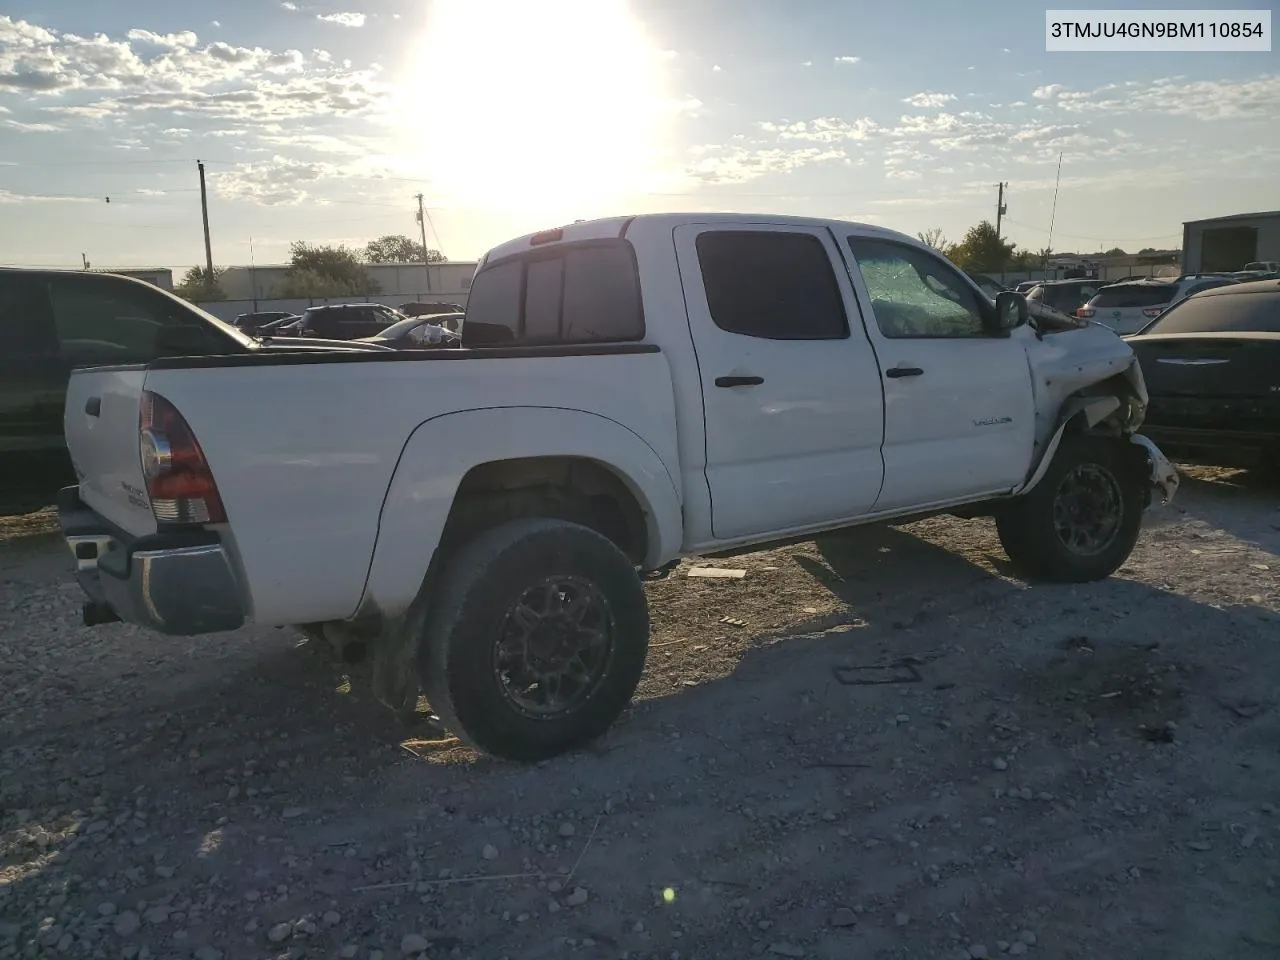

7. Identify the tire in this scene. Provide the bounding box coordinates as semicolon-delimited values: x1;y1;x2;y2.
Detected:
996;434;1145;583
417;518;650;762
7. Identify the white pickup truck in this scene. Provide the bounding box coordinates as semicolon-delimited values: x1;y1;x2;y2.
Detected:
58;214;1178;761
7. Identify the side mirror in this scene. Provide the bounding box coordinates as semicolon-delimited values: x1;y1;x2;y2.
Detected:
993;290;1029;332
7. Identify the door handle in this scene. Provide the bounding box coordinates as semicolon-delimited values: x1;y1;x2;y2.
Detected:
885;366;924;379
85;396;101;417
715;375;764;388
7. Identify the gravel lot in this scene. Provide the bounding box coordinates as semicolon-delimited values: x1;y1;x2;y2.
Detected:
2;466;1278;960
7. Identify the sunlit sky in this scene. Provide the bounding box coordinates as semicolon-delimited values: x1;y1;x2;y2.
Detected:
1;0;1277;270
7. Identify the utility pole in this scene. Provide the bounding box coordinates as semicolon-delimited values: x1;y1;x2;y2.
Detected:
197;160;214;288
995;182;1007;242
81;253;89;270
415;193;433;293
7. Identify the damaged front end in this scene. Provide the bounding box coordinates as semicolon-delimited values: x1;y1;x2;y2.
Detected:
1022;325;1179;505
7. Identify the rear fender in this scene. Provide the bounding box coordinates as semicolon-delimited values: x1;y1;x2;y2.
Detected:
358;407;682;621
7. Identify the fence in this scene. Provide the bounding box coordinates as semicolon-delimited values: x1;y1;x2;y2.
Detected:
196;291;470;323
980;264;1180;285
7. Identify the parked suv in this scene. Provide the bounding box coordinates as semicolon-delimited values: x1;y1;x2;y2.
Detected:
293;303;408;339
1079;275;1238;334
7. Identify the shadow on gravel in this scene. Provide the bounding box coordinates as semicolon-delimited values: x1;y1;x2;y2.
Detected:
1172;467;1280;552
3;520;1279;960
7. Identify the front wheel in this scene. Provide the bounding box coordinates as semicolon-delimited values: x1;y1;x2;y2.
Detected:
417;518;650;762
996;434;1145;583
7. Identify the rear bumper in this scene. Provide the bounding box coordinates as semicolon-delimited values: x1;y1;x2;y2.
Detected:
57;486;246;635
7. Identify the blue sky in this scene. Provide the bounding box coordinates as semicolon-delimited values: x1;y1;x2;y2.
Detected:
1;0;1277;271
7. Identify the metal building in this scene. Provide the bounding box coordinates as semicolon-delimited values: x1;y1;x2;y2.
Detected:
1182;210;1280;273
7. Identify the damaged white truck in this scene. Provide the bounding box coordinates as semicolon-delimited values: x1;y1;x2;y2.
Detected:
57;214;1178;761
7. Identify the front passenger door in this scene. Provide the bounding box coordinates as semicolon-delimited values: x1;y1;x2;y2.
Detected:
841;237;1036;511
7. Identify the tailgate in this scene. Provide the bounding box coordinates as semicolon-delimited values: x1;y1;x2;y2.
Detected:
63;366;157;536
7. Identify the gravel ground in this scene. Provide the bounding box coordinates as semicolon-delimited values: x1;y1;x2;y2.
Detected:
2;467;1278;960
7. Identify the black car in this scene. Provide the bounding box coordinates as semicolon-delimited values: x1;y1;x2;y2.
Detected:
356;314;463;349
1;272;392;512
290;303;408;340
1025;279;1107;316
0;269;252;511
256;315;301;336
1125;279;1280;470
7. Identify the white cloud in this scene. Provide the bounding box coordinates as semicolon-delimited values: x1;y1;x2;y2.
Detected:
711;64;721;72
903;91;956;108
316;12;367;27
801;60;812;67
211;20;222;27
758;117;880;143
281;2;298;10
212;155;339;205
684;144;846;184
834;56;860;64
1038;74;1280;121
0;16;383;126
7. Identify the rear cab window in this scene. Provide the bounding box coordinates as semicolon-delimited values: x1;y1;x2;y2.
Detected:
462;239;644;346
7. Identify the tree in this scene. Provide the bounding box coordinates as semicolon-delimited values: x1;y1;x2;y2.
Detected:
1104;247;1126;257
947;220;1017;273
279;242;380;297
175;265;227;302
363;234;447;264
916;227;950;253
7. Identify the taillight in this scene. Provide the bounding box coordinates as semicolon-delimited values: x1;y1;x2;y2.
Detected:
1076;308;1095;318
139;391;226;524
1142;307;1163;318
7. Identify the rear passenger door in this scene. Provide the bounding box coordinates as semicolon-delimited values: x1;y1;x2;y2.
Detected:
674;224;886;541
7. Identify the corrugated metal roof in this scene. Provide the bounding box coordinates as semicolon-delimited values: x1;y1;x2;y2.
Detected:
1183;211;1280;226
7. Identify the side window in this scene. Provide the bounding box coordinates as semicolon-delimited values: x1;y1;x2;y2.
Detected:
462;259;521;343
47;275;220;364
847;238;988;338
695;231;848;340
0;274;59;358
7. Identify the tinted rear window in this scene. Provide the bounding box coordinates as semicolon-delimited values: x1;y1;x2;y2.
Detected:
463;240;643;346
1141;291;1280;335
1090;285;1175;308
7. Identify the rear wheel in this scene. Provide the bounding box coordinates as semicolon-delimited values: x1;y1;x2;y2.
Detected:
417;518;649;762
996;434;1144;582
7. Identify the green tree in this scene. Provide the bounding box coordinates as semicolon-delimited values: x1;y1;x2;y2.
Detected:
1104;247;1126;256
363;234;447;264
916;227;950;253
280;242;380;297
174;265;227;302
948;221;1017;273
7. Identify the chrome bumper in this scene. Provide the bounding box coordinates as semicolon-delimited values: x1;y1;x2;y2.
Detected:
1129;434;1179;504
57;487;246;635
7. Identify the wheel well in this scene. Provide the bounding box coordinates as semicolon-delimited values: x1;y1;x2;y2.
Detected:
439;457;649;565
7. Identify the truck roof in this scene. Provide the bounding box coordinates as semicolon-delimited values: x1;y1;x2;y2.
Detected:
481;212;922;265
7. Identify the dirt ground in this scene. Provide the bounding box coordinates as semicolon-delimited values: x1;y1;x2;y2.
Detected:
2;467;1278;960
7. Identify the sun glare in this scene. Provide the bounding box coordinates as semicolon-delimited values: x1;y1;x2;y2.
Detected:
399;0;676;217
